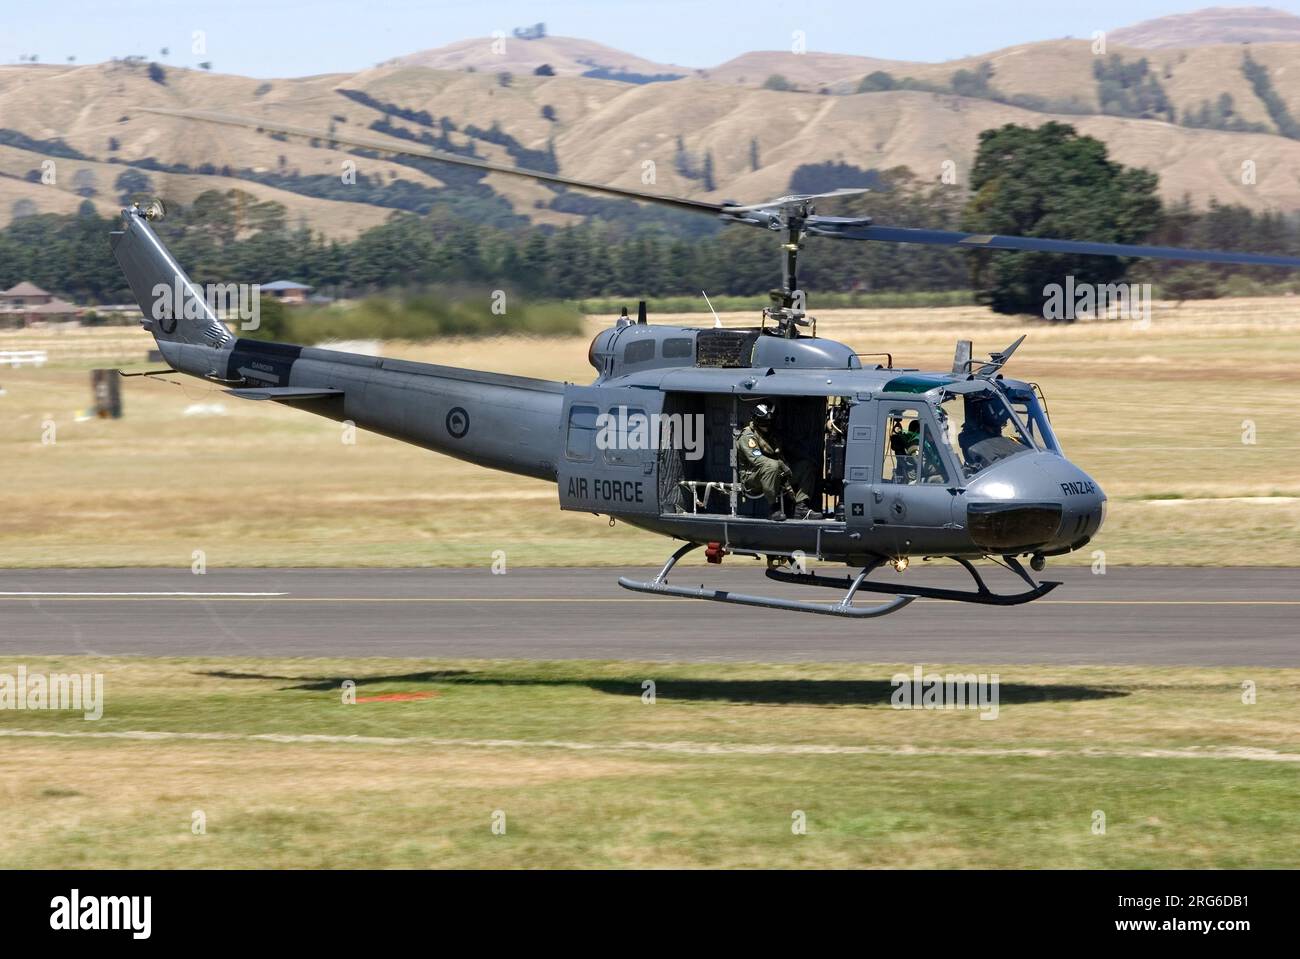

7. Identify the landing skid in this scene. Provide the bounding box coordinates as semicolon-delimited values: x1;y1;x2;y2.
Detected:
617;543;917;619
766;555;1060;606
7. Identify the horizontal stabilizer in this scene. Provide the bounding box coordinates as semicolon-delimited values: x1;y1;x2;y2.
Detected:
226;387;344;402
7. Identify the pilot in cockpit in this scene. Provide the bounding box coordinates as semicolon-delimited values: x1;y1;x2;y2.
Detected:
959;397;1027;472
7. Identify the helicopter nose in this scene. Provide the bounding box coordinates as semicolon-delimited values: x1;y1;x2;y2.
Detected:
961;453;1106;554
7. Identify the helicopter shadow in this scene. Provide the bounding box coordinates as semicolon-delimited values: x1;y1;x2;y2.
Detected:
198;670;1127;708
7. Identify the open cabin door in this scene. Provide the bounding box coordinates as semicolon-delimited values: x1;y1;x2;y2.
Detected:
558;386;660;516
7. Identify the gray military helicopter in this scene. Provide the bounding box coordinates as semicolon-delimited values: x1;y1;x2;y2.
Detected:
112;108;1300;618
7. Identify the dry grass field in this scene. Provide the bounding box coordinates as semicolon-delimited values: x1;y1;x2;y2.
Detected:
0;654;1295;868
1;295;1298;568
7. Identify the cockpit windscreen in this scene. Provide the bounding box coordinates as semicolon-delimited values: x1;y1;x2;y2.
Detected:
933;386;1037;478
1003;386;1061;454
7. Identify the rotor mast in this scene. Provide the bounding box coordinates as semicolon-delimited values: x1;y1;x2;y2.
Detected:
718;191;872;339
773;215;805;339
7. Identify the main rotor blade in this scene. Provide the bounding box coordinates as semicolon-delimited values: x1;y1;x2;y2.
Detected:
138;107;727;217
136;107;1300;269
813;222;1300;268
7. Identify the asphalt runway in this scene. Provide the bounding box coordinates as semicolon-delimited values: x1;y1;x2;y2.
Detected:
0;566;1296;665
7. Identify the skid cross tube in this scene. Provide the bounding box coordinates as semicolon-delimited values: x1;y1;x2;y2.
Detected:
765;555;1060;606
617;545;916;618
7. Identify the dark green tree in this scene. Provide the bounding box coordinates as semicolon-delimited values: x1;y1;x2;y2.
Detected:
856;71;897;93
520;232;550;291
950;61;994;98
961;122;1162;315
1161;266;1221;303
1242;51;1300;138
114;168;154;204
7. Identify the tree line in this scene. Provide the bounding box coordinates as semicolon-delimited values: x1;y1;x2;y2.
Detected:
2;123;1298;317
0;168;969;305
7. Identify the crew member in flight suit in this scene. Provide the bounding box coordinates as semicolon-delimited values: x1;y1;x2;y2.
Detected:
736;402;818;521
959;397;1027;472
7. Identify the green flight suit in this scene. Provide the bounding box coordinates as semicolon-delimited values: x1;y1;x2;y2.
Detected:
736;422;816;510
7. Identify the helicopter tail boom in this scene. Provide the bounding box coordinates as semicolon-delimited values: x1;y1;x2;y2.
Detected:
110;205;565;483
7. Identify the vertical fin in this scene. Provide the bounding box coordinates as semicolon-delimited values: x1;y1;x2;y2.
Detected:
109;206;233;350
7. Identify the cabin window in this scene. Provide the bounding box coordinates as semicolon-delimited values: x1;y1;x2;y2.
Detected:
565;405;600;461
603;407;649;466
882;408;949;485
624;339;655;365
662;337;693;359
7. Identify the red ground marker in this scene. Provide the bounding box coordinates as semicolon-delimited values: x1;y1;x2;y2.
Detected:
354;691;439;703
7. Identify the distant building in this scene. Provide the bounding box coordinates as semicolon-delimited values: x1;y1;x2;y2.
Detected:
0;281;81;328
1;281;53;308
262;280;312;305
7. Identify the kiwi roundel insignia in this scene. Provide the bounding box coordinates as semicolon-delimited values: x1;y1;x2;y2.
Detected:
446;406;470;439
159;314;178;335
747;437;757;448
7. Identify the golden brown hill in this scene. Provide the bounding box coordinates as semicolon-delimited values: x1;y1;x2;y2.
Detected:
390;34;689;80
2;44;1300;237
1110;5;1300;48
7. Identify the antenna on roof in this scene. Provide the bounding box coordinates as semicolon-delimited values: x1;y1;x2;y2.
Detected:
976;334;1026;376
952;340;972;375
702;290;721;328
